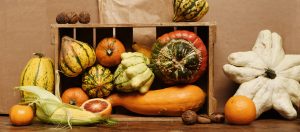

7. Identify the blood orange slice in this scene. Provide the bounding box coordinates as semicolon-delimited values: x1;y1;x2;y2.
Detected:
81;98;112;117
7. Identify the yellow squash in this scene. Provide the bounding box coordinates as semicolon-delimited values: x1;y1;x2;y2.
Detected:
106;85;206;116
20;53;54;97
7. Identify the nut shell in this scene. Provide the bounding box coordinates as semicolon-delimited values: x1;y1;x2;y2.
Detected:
56;12;69;24
79;11;91;24
181;110;197;125
67;12;79;24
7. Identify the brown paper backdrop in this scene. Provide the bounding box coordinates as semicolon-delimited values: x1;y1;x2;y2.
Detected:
0;0;299;114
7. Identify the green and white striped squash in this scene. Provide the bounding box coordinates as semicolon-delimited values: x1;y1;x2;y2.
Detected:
173;0;209;22
20;53;55;97
60;36;96;77
82;64;114;98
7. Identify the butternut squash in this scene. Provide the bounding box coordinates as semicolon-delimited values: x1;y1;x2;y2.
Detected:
106;85;206;116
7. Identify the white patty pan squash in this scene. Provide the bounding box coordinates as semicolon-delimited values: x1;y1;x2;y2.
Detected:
223;30;300;120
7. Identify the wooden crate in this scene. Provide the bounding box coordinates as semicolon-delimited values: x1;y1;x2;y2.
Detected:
50;22;217;121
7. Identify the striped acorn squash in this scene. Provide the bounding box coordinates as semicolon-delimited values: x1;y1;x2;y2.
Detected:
82;64;113;98
60;36;96;77
20;53;54;97
173;0;209;22
151;30;207;85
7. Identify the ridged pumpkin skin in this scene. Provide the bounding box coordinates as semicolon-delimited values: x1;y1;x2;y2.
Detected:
82;64;113;98
96;37;126;67
20;53;54;97
173;0;209;22
151;30;207;85
60;36;96;77
106;85;206;116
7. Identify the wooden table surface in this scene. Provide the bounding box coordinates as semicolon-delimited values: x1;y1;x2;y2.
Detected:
1;115;300;132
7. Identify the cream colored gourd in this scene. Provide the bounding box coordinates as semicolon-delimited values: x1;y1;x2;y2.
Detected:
223;30;300;120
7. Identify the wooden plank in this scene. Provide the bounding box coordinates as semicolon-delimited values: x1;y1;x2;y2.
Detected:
51;26;61;96
93;28;96;48
0;116;299;131
208;25;217;115
111;114;182;122
51;22;216;28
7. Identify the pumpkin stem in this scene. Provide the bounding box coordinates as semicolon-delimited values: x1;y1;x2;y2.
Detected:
69;100;77;106
106;49;113;56
33;53;44;58
265;68;276;79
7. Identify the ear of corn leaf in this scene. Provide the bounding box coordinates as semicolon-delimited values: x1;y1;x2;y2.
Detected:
16;86;117;128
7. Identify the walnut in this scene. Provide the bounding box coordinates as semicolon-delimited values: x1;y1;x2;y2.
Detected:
79;11;91;24
56;12;69;24
67;12;79;24
181;110;197;125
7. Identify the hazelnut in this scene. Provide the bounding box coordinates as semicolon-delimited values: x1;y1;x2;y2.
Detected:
79;11;91;24
67;12;79;24
209;112;225;123
56;12;69;24
181;110;197;125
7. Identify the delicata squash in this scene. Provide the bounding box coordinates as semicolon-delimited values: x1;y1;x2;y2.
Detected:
223;30;300;119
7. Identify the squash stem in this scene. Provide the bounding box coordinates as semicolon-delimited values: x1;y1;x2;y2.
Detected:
33;53;44;58
265;68;276;79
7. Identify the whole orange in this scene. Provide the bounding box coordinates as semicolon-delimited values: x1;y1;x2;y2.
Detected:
9;104;34;126
224;95;256;125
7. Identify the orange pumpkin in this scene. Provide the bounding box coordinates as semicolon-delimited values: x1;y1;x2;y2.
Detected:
96;37;126;67
61;87;89;106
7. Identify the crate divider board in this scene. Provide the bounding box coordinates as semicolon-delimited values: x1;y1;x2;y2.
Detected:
51;22;217;121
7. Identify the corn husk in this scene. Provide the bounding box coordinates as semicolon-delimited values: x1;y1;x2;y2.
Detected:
17;80;116;128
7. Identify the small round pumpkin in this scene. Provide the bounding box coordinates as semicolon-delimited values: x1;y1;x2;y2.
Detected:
61;87;89;106
96;37;126;67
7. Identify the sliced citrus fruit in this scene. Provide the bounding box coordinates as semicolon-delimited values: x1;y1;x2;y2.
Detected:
81;98;112;117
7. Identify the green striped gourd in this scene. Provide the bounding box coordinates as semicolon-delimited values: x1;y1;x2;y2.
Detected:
82;64;113;98
151;30;207;85
60;36;96;77
113;52;154;93
20;53;54;97
173;0;209;22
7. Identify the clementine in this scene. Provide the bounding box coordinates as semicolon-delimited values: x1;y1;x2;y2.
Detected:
9;104;34;126
224;95;256;125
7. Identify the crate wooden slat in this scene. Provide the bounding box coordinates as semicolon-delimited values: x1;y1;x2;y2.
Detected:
51;22;217;121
